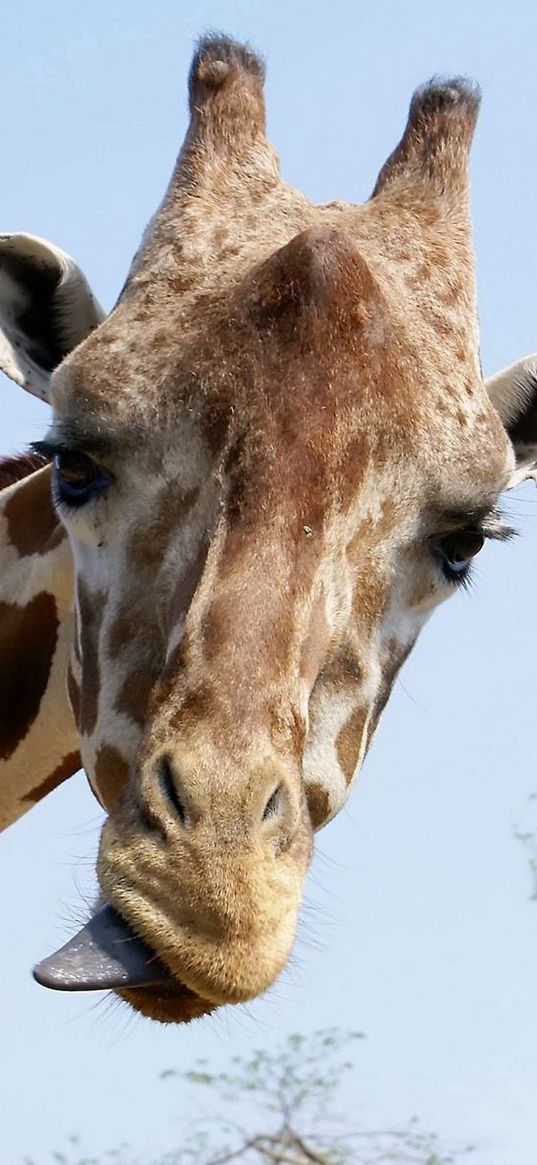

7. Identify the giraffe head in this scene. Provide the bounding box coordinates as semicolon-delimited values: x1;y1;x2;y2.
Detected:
2;38;537;1023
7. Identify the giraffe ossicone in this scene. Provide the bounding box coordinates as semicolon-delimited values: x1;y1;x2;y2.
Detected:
1;35;537;1022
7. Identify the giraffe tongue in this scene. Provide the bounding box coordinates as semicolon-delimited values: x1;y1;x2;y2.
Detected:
33;903;172;991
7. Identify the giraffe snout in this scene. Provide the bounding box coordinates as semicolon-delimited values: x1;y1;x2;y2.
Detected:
143;744;303;851
94;740;312;1017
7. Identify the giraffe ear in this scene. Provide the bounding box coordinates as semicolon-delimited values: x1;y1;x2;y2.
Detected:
0;233;104;403
485;354;537;486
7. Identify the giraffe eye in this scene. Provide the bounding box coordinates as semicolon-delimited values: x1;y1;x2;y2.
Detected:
435;528;484;582
54;451;112;508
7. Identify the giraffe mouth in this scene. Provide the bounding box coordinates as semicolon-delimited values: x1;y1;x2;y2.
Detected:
33;903;173;992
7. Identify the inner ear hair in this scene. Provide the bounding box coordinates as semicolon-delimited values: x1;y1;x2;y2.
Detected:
0;233;104;402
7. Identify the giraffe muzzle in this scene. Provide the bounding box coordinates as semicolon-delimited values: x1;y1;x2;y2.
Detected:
32;903;172;991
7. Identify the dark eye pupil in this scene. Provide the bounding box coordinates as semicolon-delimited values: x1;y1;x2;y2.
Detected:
55;452;96;488
53;451;111;508
445;540;467;566
444;530;484;563
437;528;484;580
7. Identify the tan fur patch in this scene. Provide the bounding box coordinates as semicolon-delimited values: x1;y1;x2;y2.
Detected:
4;466;65;557
336;706;368;784
300;592;330;691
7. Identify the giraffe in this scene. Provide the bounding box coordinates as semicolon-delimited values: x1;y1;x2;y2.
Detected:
1;36;536;1024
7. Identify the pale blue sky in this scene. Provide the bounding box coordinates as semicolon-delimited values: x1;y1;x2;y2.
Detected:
1;2;537;1163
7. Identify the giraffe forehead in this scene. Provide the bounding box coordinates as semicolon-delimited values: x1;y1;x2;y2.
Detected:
50;199;484;474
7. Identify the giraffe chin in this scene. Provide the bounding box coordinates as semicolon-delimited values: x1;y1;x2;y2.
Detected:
116;982;217;1024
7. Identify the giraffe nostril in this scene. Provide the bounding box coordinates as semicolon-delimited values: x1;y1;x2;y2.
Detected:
262;783;283;822
159;756;189;826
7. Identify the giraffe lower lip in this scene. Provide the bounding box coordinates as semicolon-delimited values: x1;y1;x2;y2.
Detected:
33;903;173;992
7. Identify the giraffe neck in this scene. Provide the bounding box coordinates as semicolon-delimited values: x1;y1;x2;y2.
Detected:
0;458;80;830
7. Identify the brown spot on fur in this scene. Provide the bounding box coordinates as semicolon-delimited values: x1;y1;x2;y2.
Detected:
336;706;368;783
22;750;80;803
73;609;82;665
108;606;147;660
0;593;58;760
93;743;130;810
319;645;363;688
175;682;218;730
115;666;153;728
429;311;454;337
306;783;330;829
351;560;389;632
130;485;199;572
212;224;228;249
438;277;461;306
221;242;241;261
77;579;106;736
408;261;433;290
167;273;197;298
3;464;65;557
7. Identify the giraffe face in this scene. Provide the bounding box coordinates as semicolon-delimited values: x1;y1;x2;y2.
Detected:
45;213;512;1020
5;38;526;1022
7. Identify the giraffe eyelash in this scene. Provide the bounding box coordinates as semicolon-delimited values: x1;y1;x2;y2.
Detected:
480;510;516;542
31;439;60;461
436;508;516;545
